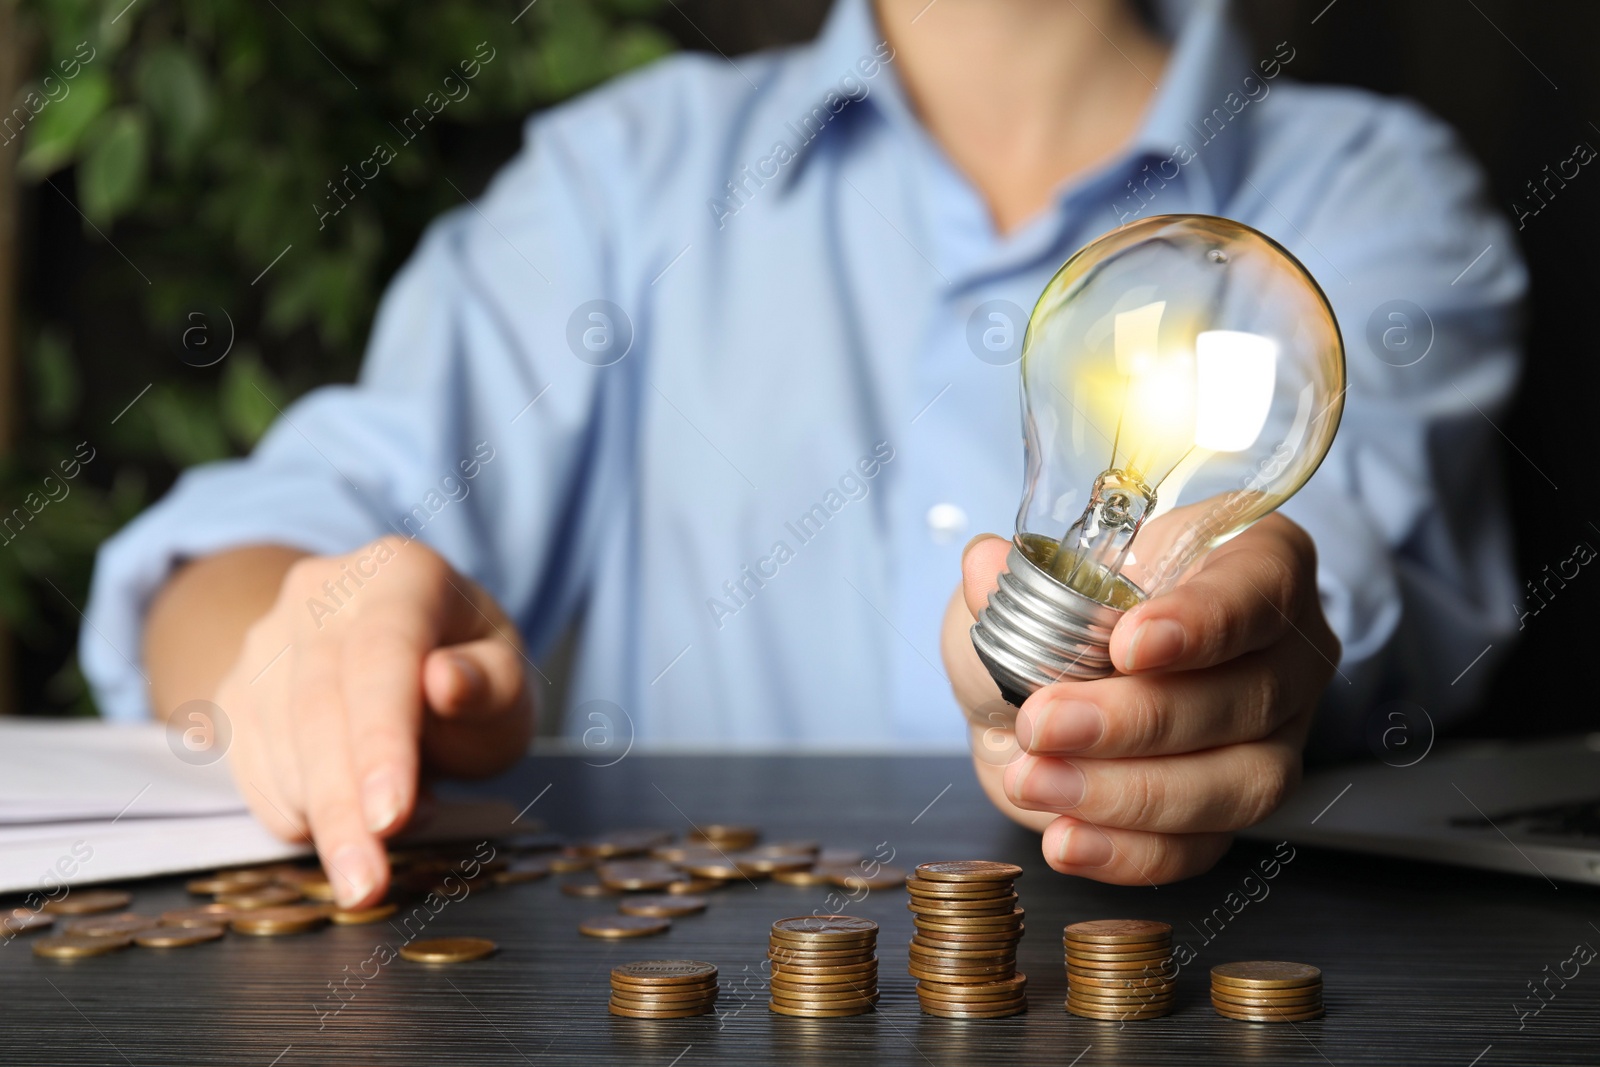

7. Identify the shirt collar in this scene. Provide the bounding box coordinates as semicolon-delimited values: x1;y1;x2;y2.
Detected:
781;0;1255;209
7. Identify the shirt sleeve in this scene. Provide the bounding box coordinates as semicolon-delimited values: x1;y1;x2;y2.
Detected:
1258;93;1527;756
80;109;635;722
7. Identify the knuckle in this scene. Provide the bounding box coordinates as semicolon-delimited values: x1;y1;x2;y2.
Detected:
1239;751;1298;827
1247;669;1282;736
1106;766;1165;830
1112;682;1170;753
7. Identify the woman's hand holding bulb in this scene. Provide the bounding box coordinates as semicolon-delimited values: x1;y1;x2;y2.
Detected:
942;514;1340;885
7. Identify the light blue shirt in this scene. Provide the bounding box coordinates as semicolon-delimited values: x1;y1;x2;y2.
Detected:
84;0;1524;752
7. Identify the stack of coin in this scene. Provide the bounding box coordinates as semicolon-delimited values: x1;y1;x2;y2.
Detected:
768;916;879;1017
1063;920;1175;1021
907;861;1028;1018
1210;961;1323;1022
609;960;720;1018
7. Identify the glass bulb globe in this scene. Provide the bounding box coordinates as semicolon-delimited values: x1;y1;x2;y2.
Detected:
972;214;1345;707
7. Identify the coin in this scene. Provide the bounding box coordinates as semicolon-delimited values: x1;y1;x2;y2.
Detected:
768;999;874;1018
583;829;675;858
1212;989;1323;1009
580;915;671;939
550;850;594;873
1065;944;1173;962
1066;954;1176;972
43;890;132;916
1064;919;1173;944
230;905;331;936
3;910;54;934
216;884;302;909
680;859;749;881
1069;986;1174;1007
32;933;133;959
689;824;759;846
914;927;1026;943
65;913;159;937
915;860;1024;882
399;937;498;963
1210;961;1322;989
1066;1000;1173;1021
666;877;721;895
562;879;621;898
187;876;234;895
1068;973;1176;991
598;861;682;891
609;1000;716;1018
161;905;237;928
330;902;398;925
905;877;1014;897
772;868;832;886
493;859;553;886
609;988;720;1006
1212;1001;1325;1023
134;925;225;948
611;960;719;985
771;916;878;939
918;998;1028;1018
619;895;707;918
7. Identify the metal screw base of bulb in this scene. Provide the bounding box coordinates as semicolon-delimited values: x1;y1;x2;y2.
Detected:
970;543;1128;708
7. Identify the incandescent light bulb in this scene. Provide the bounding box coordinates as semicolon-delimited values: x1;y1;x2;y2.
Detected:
971;215;1346;707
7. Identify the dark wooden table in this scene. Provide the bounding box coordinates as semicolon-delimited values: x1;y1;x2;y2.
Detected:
5;754;1596;1065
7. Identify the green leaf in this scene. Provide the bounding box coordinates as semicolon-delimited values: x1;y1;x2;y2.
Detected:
136;46;213;166
17;69;113;178
219;350;287;449
146;383;232;467
78;107;149;224
30;328;82;430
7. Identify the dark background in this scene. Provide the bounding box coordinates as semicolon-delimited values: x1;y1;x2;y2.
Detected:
6;0;1596;739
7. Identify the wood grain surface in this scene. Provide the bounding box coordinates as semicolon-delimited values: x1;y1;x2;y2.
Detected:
3;754;1594;1065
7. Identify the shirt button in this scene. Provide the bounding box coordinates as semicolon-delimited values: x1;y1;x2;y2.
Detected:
925;503;968;545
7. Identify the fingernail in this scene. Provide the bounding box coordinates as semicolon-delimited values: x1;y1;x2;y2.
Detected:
362;770;404;835
1018;700;1101;753
1127;619;1185;671
330;844;379;908
450;652;483;702
1057;825;1115;868
1014;759;1085;808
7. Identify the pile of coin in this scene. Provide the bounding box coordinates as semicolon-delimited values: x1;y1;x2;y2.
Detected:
1210;961;1324;1022
767;916;880;1017
609;960;721;1019
907;861;1028;1018
1063;920;1175;1021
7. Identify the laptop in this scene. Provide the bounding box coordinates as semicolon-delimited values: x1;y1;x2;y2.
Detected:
1241;733;1600;886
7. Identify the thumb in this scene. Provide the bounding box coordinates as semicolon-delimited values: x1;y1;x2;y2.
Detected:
423;638;527;719
961;534;1012;619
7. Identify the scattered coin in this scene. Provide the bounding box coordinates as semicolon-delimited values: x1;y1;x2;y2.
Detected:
33;933;133;959
665;877;721;895
619;895;707;918
581;829;675;858
216;884;302;909
562;879;620;898
65;913;160;937
597;861;681;891
832;866;909;891
43;890;132;916
580;915;671;939
2;910;54;935
230;905;330;937
399;936;499;963
688;825;760;850
549;850;594;873
330;902;399;925
771;868;833;887
161;905;237;928
134;925;225;948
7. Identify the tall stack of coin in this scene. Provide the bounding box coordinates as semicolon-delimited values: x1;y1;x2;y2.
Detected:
1210;961;1323;1022
767;916;879;1017
1063;920;1175;1021
907;861;1028;1018
609;960;720;1018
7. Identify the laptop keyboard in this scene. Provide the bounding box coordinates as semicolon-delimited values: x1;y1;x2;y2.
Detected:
1450;797;1600;841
